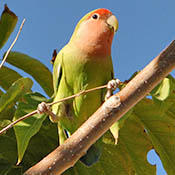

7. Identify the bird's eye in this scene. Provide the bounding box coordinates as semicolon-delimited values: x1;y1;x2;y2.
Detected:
92;14;99;20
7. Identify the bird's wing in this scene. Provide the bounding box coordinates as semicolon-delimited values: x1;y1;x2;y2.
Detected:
53;52;63;95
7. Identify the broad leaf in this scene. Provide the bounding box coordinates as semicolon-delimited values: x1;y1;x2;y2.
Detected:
0;4;18;49
0;105;15;121
0;89;4;97
13;92;48;164
151;77;171;101
134;99;175;175
6;52;54;97
63;75;175;174
0;78;33;113
0;115;58;174
0;66;22;91
0;120;11;131
16;117;58;171
63;112;155;175
1;75;175;175
0;128;18;164
0;125;22;175
0;159;22;175
109;109;133;144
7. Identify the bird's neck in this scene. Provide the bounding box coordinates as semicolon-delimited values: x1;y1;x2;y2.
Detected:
70;29;114;57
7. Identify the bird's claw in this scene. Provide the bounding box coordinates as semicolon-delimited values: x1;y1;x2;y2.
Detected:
105;79;121;100
37;102;59;122
37;102;50;114
107;79;120;91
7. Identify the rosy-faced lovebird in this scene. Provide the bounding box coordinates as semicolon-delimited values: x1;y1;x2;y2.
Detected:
52;8;118;166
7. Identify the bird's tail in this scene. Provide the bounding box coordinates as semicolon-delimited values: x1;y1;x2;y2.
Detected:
58;125;102;166
80;139;102;166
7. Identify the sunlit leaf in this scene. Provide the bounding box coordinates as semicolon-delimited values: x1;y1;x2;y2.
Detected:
5;52;54;97
0;78;33;113
0;4;18;49
21;117;58;170
0;120;11;130
13;92;48;164
109;109;133;144
151;78;171;101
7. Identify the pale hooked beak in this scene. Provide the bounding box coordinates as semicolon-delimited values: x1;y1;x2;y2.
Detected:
107;14;118;32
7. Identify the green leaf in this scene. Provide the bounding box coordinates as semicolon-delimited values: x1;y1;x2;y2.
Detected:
13;92;48;164
0;124;22;175
109;109;133;144
63;112;155;175
151;77;171;101
0;120;11;130
150;75;175;114
5;52;54;97
0;78;33;113
134;98;175;175
2;75;175;174
0;4;18;49
0;128;18;164
0;66;22;91
0;105;16;121
0;89;4;97
0;159;22;175
0;115;58;174
21;118;58;169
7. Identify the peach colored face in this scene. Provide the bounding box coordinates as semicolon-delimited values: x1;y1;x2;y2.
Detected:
74;9;118;57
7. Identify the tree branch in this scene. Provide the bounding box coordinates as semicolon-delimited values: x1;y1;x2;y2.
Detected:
24;40;175;175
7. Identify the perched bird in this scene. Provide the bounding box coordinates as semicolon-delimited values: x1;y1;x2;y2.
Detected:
40;8;118;166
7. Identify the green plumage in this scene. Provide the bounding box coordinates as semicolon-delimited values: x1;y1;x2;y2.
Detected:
51;8;117;166
52;44;113;133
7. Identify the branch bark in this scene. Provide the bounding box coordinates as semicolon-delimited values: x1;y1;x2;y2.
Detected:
24;40;175;175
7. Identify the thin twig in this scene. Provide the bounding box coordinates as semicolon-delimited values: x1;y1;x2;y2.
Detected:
48;84;107;106
0;110;37;135
0;18;26;69
0;84;110;136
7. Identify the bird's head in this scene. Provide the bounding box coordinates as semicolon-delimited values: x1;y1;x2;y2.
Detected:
70;8;118;57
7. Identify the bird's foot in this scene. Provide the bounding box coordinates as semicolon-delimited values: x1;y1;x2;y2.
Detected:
37;102;50;114
37;102;58;122
105;79;121;100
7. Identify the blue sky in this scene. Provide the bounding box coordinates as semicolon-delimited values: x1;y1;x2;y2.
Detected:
1;0;175;174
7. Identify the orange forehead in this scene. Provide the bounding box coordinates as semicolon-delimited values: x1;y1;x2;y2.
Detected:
93;8;112;15
87;8;112;19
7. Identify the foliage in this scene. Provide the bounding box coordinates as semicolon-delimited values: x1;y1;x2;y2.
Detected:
0;4;18;49
0;4;175;175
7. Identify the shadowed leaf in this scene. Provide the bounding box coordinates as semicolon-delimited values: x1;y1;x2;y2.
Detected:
0;89;4;97
0;105;16;121
0;126;22;174
0;66;22;91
